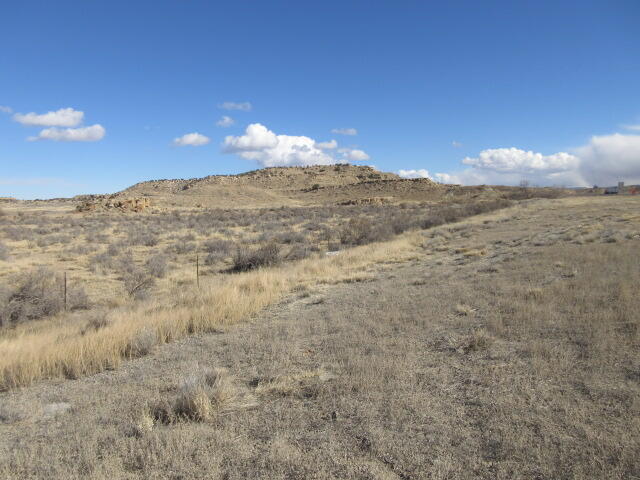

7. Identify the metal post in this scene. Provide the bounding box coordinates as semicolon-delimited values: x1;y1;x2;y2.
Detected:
64;271;67;311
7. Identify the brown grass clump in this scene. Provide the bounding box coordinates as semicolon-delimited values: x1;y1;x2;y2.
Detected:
154;367;256;423
255;369;334;398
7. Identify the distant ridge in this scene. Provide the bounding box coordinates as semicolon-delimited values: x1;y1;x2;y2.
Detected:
73;165;564;211
107;165;443;209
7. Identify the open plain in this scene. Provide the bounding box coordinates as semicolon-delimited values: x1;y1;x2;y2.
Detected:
0;175;638;478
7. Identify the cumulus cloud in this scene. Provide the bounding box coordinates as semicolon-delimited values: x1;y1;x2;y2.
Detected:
575;133;640;186
331;127;357;136
417;132;640;187
223;123;371;167
398;169;433;179
173;132;211;147
340;148;370;161
428;147;583;186
216;115;235;127
14;107;84;127
461;148;580;174
316;139;337;150
219;101;252;111
223;124;278;152
28;124;106;142
0;105;12;114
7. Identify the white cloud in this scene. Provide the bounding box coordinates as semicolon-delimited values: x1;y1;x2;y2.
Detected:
331;127;357;136
223;123;360;167
452;141;462;148
216;115;235;127
340;148;370;162
173;132;211;147
14;107;84;127
398;169;433;179
461;147;580;174
316;139;338;149
0;105;12;114
28;124;106;142
431;147;583;186
622;124;640;132
219;101;252;111
426;133;640;187
223;123;278;152
575;133;640;186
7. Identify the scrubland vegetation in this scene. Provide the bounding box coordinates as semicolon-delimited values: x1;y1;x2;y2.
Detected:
0;199;513;389
0;195;638;479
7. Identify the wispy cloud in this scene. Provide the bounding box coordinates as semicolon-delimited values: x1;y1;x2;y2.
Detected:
14;107;84;127
0;105;12;114
28;124;106;142
621;124;640;132
172;132;210;146
219;101;252;111
315;139;337;149
331;127;357;136
452;140;463;148
216;115;235;127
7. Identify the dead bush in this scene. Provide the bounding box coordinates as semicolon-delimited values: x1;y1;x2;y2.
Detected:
339;218;393;246
122;268;155;300
80;309;111;334
203;238;233;255
67;284;90;310
0;268;63;327
231;243;280;272
145;253;169;278
0;242;9;261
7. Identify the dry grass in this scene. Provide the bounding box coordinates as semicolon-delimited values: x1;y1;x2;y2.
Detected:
0;195;639;479
0;233;422;389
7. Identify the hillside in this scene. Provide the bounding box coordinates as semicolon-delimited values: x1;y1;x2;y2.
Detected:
112;165;443;209
69;165;574;213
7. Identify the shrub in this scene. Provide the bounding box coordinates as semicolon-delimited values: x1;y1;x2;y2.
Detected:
145;253;169;278
81;309;110;334
128;229;159;247
339;218;393;246
125;327;157;357
122;268;155;300
203;238;233;255
167;241;196;255
0;242;9;261
231;243;280;272
286;243;317;261
0;268;64;327
67;284;90;310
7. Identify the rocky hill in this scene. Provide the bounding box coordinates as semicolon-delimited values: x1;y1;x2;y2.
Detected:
73;165;568;212
109;165;445;209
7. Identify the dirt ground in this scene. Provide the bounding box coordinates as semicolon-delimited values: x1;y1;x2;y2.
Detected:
0;196;639;479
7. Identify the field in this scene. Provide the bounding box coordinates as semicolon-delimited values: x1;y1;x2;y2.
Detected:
0;193;639;479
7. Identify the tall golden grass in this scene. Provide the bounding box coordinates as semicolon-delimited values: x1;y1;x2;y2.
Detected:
0;234;421;390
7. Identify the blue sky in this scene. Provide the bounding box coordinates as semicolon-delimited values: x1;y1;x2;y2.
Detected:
1;0;639;198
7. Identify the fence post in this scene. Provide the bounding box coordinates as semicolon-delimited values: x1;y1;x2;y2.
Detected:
196;254;200;288
64;271;67;311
